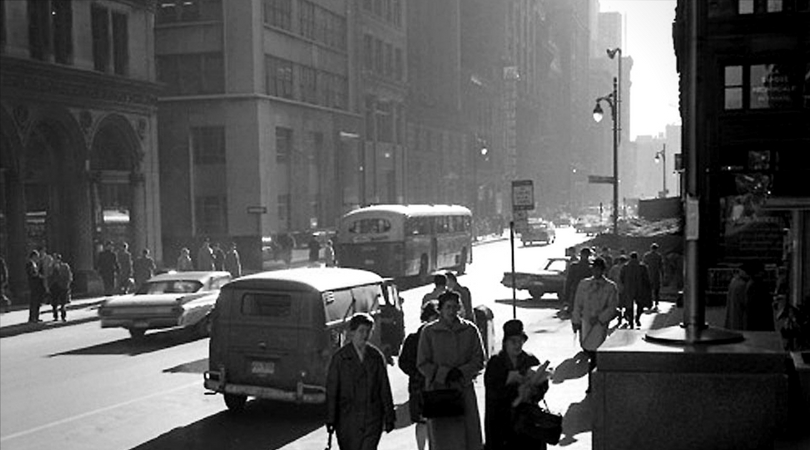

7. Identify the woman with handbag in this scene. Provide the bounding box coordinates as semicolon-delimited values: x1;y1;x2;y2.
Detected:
484;319;552;449
325;313;395;450
417;290;485;450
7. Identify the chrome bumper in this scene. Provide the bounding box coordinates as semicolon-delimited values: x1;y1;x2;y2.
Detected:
204;370;326;404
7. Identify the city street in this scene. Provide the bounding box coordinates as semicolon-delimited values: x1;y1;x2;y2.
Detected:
1;228;659;450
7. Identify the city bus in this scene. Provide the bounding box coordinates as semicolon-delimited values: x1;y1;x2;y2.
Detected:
335;204;473;279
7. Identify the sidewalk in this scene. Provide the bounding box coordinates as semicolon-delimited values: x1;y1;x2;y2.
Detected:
0;232;509;339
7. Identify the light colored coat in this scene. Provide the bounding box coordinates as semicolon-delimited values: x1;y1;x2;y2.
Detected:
417;317;485;450
572;276;619;351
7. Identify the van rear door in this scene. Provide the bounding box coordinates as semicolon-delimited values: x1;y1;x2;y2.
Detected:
226;289;304;391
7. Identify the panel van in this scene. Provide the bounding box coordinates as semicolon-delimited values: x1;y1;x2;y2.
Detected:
203;267;405;411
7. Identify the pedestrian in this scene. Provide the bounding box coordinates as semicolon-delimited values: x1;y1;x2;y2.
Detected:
619;252;651;328
417;290;485;450
278;233;295;266
724;264;751;330
197;239;215;271
607;255;629;328
399;301;440;450
26;250;45;323
38;246;55;300
324;239;336;267
744;262;775;332
212;243;226;271
49;253;72;322
599;246;614;269
117;242;133;293
177;247;193;271
0;255;10;312
422;273;447;305
643;243;664;310
326;312;395;450
133;248;156;290
445;271;474;322
224;242;242;278
571;257;618;393
308;234;321;264
484;319;551;450
96;241;120;296
563;248;593;316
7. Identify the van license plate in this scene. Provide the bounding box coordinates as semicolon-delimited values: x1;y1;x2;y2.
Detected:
251;361;275;375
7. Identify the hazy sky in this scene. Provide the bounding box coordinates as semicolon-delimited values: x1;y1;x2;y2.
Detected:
600;0;681;139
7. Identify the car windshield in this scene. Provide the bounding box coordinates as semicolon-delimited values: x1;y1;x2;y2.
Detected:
135;280;203;295
546;259;567;272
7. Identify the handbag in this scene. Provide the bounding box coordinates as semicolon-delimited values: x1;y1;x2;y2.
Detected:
421;388;464;418
513;399;563;445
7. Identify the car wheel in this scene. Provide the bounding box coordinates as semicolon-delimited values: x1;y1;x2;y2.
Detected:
224;394;247;412
129;328;146;340
529;288;545;300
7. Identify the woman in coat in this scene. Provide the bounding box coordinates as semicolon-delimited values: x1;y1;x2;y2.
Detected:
417;290;485;450
326;313;395;450
485;319;551;450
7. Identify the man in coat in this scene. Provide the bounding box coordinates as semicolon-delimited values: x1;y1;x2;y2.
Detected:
643;243;664;310
326;313;395;450
619;252;651;328
197;239;215;271
133;248;156;290
445;271;474;322
96;241;120;296
563;247;593;317
571;257;618;393
224;243;242;278
116;242;133;293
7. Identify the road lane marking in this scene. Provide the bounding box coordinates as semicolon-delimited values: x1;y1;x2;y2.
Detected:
0;380;202;443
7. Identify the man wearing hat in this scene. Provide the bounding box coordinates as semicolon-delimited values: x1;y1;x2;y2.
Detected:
563;248;593;317
484;319;551;449
571;257;618;393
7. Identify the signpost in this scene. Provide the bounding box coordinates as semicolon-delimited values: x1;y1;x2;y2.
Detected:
510;180;535;318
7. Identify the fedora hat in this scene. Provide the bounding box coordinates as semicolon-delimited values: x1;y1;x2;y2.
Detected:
503;319;528;341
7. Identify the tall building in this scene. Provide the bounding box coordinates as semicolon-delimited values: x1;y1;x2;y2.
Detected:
1;0;162;297
673;0;810;300
156;0;356;270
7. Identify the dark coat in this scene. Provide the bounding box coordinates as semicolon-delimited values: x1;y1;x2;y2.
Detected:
96;250;119;278
484;350;545;450
326;342;395;450
564;261;592;305
745;276;774;331
399;325;427;423
620;259;651;308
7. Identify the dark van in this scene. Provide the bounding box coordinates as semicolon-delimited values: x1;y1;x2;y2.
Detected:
204;267;405;411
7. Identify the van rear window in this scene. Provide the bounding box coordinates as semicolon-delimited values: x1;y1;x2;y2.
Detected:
242;293;292;317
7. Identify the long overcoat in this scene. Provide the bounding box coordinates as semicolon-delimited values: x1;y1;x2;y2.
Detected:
619;259;651;309
417;317;485;450
572;276;618;351
326;342;394;450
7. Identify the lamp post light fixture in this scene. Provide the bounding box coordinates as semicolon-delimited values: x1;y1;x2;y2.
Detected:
606;47;622;142
592;76;619;235
654;144;668;198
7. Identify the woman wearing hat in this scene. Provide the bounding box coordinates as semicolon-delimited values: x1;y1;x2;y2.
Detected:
484;319;551;449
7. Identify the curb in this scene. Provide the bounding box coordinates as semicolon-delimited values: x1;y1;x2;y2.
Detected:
0;313;101;339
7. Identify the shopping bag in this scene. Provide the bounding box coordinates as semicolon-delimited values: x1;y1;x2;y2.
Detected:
513;400;563;445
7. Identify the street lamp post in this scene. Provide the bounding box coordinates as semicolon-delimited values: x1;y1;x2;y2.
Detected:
592;76;619;235
607;47;622;143
654;144;668;198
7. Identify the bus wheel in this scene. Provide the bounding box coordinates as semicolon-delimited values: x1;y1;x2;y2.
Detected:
529;288;545;300
457;248;468;275
418;255;429;284
224;394;247;412
129;328;146;340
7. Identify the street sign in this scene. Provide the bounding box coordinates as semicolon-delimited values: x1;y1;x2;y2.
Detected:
511;180;535;211
588;175;616;184
247;206;267;214
513;210;529;233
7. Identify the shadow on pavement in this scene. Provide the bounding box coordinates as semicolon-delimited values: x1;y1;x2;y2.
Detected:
131;399;326;450
49;328;205;357
558;393;594;447
493;298;562;310
163;358;209;374
551;351;590;385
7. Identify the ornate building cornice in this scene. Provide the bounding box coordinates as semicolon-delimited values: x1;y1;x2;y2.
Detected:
0;56;163;114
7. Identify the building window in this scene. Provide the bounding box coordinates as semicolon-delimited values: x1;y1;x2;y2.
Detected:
192;127;226;165
158;53;224;95
724;65;743;110
374;39;383;74
395;48;403;80
365;96;375;140
53;1;73;64
112;12;128;75
363;0;373;12
738;0;785;13
196;196;228;235
278;194;290;229
266;56;294;99
393;0;402;27
363;34;373;71
276;127;293;164
91;5;110;72
28;0;51;61
264;0;292;31
738;0;755;13
28;0;73;63
385;43;393;77
373;0;382;16
300;1;315;40
157;0;222;24
377;101;393;143
300;65;317;104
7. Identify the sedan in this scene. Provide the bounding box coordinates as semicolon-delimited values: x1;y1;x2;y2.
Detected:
98;271;231;339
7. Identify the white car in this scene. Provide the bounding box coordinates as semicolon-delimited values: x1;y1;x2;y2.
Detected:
98;271;232;339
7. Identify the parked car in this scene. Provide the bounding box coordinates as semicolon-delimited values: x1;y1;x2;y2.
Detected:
521;221;556;246
501;257;570;300
98;271;232;339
